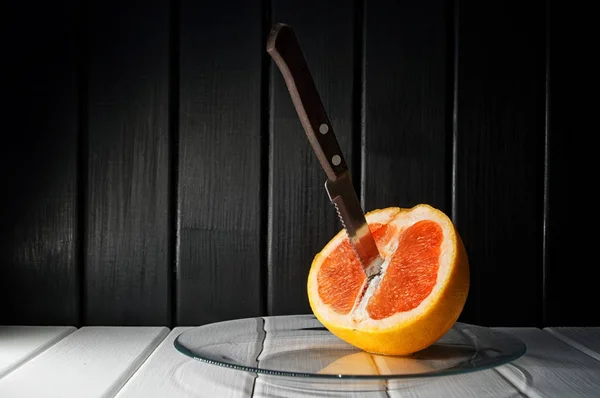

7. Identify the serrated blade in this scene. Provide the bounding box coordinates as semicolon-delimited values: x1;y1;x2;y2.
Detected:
325;172;384;277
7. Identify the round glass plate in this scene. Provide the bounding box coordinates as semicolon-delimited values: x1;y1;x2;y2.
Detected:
174;314;526;392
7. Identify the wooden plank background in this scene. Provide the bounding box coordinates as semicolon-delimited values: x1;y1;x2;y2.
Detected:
1;0;584;328
454;0;547;327
0;0;80;325
85;0;171;326
177;0;264;325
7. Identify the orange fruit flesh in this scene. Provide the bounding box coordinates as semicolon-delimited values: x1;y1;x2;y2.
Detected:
368;220;442;319
318;220;442;320
316;223;387;314
307;204;470;356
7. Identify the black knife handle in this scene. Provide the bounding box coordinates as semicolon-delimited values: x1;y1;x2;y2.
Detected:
267;23;348;181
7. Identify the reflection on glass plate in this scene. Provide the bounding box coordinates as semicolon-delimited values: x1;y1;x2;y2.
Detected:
174;314;526;392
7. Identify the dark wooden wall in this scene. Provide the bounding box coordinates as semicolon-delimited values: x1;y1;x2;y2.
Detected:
0;0;583;327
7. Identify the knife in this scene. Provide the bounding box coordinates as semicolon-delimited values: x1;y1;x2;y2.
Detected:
266;23;384;277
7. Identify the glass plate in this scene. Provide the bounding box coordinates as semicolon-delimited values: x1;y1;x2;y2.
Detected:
174;314;526;392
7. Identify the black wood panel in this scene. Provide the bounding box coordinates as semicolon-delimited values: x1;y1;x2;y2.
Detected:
0;1;80;325
85;0;171;325
268;0;356;315
177;0;264;324
544;5;592;326
0;1;583;328
363;1;451;214
455;0;546;326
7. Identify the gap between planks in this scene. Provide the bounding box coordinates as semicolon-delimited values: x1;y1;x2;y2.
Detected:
543;327;600;363
0;326;169;398
0;326;76;380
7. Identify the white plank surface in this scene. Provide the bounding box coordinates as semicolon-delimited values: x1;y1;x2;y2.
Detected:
116;327;256;398
545;327;600;362
255;369;522;398
0;326;75;379
253;316;523;398
386;368;523;398
0;326;168;398
253;316;387;398
494;327;600;398
4;325;600;397
386;325;523;398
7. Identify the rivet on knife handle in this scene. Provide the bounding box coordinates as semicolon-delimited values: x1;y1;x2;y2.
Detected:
267;23;385;277
266;23;347;182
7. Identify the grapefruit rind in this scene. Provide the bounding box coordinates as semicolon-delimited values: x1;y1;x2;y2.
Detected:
307;204;470;356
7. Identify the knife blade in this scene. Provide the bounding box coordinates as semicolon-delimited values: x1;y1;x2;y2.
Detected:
266;23;384;277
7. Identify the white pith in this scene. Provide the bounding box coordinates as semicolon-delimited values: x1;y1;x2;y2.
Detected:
310;205;456;331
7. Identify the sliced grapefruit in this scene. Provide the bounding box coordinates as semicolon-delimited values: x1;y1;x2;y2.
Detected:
307;204;469;356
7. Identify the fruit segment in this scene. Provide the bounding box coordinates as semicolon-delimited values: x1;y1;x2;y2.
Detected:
317;219;443;320
316;240;365;314
366;220;442;319
316;223;393;314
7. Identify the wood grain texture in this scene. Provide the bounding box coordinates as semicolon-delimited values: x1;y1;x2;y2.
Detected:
388;370;523;398
455;0;547;326
269;0;356;316
0;326;75;379
545;328;600;362
363;0;450;213
253;316;521;397
86;0;171;325
0;1;80;325
177;0;264;325
254;316;387;397
495;328;600;397
116;327;255;398
254;381;386;398
257;315;348;373
543;4;589;327
0;326;168;398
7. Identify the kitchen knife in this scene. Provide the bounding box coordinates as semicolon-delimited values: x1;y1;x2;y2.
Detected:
266;23;384;277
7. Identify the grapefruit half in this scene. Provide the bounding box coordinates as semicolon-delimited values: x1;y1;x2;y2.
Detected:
307;204;469;356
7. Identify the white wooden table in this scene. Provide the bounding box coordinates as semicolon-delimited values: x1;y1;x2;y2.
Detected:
1;323;599;397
